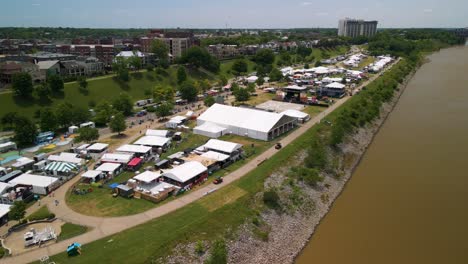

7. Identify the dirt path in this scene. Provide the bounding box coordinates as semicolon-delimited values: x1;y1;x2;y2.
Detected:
0;60;398;264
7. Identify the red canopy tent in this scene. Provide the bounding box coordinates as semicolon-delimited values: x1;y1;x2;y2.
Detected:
127;157;143;170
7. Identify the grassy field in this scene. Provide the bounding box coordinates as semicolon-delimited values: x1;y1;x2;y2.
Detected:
244;92;275;106
66;171;156;217
0;66;219;123
26;205;52;221
58;223;89;242
219;58;256;79
303;105;326;118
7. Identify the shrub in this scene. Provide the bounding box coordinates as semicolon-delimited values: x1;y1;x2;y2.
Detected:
205;239;227;264
195;240;205;255
263;190;281;210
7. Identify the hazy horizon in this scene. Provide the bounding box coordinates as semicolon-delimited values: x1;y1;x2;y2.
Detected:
1;0;467;29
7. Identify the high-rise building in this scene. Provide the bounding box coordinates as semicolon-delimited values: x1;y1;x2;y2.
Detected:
338;19;378;38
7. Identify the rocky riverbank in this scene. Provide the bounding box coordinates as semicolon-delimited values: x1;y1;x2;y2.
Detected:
159;67;417;264
227;69;417;264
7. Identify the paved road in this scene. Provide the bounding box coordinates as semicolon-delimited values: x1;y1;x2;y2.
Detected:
1;60;398;264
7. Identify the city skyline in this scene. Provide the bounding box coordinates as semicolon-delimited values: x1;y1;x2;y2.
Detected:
0;0;467;29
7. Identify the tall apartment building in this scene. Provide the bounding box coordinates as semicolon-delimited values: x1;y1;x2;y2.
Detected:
338;19;378;38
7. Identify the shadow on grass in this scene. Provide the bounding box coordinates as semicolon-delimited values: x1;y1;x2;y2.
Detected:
50;90;65;99
12;94;36;108
37;96;53;106
78;87;90;96
110;133;129;140
112;77;130;91
146;74;155;82
131;72;143;80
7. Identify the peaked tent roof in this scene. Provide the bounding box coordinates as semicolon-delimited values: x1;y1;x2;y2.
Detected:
198;104;287;133
44;162;78;172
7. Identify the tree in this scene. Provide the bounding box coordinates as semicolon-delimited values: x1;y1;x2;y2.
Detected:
112;93;133;116
153;85;174;103
1;112;18;128
205;240;227;264
129;54;142;71
77;127;99;142
39;108;58;132
155;102;174;117
269;67;283;82
93;101;115;126
72;106;91;124
263;190;280;210
177;66;187;84
109;112;126;135
256;76;265;86
179;81;198;102
113;56;130;82
297;46;312;58
14;116;37;147
246;83;256;93
78;76;88;91
8;201;26;221
179;46;220;73
219;75;228;86
48;75;64;93
253;49;275;66
150;39;169;68
36;83;50;99
234;87;250;102
304;63;310;69
199;79;211;92
12;73;33;97
204;95;215;107
55;103;74;128
305;139;328;169
231;59;248;76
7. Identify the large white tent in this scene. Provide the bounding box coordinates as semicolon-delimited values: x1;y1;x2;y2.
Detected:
193;122;228;138
196;104;296;141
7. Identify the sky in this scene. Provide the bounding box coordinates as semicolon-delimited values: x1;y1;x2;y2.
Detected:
0;0;467;29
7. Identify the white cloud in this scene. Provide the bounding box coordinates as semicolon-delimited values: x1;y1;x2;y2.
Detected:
423;8;433;13
301;2;312;6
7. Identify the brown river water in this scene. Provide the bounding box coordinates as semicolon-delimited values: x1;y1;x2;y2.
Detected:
296;46;468;264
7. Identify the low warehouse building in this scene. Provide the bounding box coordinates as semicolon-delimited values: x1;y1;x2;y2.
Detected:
196;104;296;141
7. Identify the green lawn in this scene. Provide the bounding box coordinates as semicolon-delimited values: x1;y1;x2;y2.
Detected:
26;205;53;221
303;105;326;118
58;223;89;242
219;58;256;79
309;46;349;62
65;171;156;217
0;66;221;123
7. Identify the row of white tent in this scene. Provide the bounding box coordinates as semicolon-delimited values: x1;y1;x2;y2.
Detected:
369;56;393;72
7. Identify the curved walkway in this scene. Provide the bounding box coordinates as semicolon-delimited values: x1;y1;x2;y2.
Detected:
1;61;398;264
